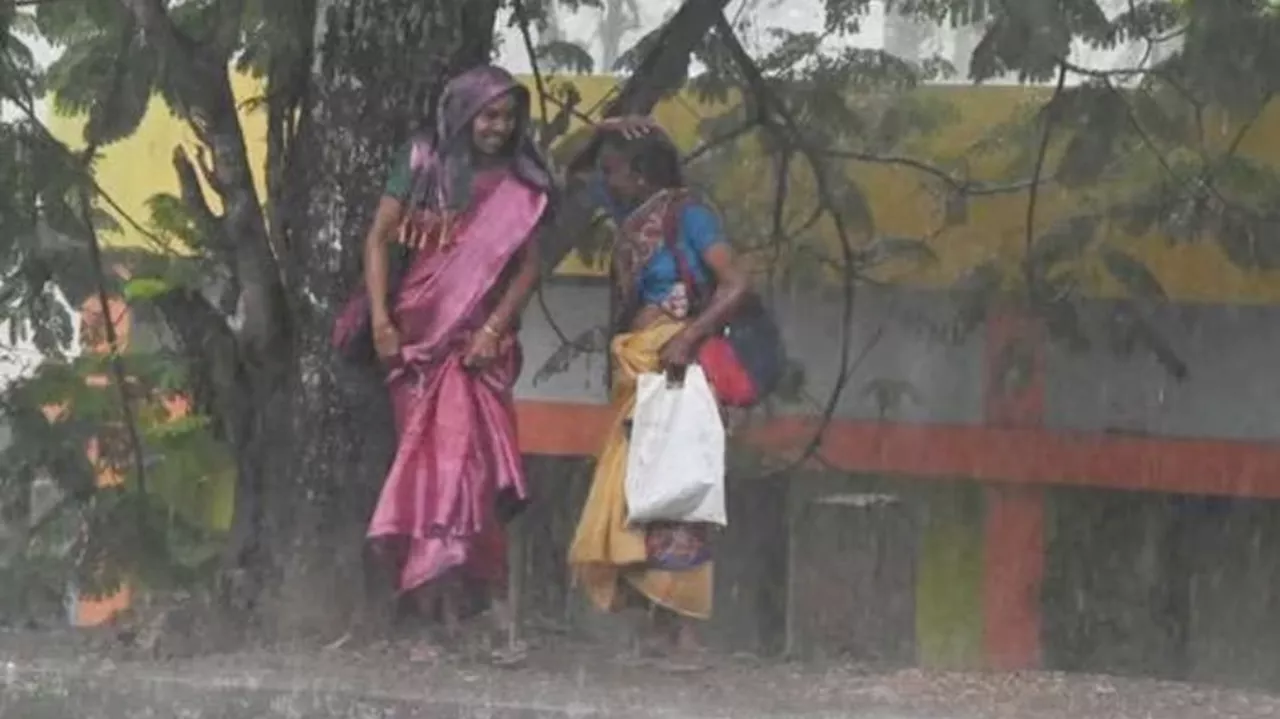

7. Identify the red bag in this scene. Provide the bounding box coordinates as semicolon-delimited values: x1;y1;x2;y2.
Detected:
660;199;760;407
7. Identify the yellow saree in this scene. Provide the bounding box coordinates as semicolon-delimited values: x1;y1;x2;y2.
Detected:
568;319;713;620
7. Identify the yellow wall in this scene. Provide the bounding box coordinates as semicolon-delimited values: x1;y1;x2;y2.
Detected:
46;72;270;252
48;74;1280;304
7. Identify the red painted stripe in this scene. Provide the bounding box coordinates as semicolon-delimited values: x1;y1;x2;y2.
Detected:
983;486;1046;670
516;401;1280;499
980;307;1047;670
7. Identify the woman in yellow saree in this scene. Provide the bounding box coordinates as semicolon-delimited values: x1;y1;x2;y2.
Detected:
568;128;749;667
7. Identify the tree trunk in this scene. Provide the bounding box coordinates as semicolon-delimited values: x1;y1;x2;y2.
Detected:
243;0;501;637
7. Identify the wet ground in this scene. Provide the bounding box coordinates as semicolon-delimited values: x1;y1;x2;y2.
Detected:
3;628;1280;718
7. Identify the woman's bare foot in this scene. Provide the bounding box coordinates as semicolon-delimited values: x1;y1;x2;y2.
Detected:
405;622;454;666
401;577;464;665
673;620;707;655
612;607;663;666
655;616;709;673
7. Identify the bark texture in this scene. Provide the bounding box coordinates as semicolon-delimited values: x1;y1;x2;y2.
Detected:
258;0;502;635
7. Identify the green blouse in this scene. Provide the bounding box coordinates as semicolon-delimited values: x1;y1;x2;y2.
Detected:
383;142;414;201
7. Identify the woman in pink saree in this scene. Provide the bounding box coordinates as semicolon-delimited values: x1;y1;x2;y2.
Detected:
344;65;555;664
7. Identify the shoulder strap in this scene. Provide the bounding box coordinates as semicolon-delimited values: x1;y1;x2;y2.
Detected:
661;195;706;304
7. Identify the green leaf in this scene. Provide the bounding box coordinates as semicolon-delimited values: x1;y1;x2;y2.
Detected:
969;1;1070;83
948;260;1004;338
1102;1;1184;48
860;377;920;419
84;39;157;146
1106;306;1187;380
1218;212;1280;271
1031;215;1098;270
771;359;808;404
144;413;211;440
825;171;875;237
144;192;208;248
1061;0;1112;45
123;277;174;302
535;40;595;74
862;236;938;266
46;26;158;146
1054;93;1128;187
758;29;824;75
33;0;125;45
1129;83;1195;147
1101;248;1166;299
823;0;876;35
1035;296;1090;351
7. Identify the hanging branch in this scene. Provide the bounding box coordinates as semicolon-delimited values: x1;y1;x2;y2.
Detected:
512;0;601;362
825;146;1042;197
601;0;734;117
76;178;153;524
1023;63;1069;282
0;86;173;253
78;25;156;537
684;118;761;164
713;13;862;476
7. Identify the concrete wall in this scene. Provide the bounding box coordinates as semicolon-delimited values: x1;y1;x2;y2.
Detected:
1046;302;1280;441
519;282;1280;443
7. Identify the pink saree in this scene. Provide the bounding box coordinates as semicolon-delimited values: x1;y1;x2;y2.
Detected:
366;168;547;594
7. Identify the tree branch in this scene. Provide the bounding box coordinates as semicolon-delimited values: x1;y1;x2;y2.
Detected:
714;13;861;477
513;0;609;359
60;26;158;540
1023;63;1069;287
116;0;287;366
603;0;734;117
684;118;761;165
0;75;174;255
559;0;734;181
172;146;234;264
825;147;1040;196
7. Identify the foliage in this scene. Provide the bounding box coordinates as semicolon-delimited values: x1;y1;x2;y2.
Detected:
522;0;1280;407
0;349;232;620
0;5;233;622
2;0;1280;624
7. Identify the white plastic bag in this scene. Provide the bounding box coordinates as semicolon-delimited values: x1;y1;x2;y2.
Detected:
625;365;727;527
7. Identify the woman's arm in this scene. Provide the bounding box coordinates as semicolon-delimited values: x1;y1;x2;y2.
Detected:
683;242;749;341
483;232;542;335
364;196;407;328
565;114;656;177
658;206;750;369
680;205;749;341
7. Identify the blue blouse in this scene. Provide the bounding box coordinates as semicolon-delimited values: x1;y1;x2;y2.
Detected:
588;173;726;307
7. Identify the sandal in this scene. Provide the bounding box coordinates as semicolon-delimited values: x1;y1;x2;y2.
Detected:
656;650;710;674
489;639;529;668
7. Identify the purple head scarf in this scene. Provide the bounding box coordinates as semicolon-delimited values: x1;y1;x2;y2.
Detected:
413;65;557;217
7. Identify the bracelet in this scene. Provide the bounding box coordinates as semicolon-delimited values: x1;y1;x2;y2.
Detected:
480;323;501;338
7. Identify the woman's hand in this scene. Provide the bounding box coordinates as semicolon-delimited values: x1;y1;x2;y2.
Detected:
659;329;699;374
462;326;502;370
373;319;401;362
397;210;449;250
598;114;655;139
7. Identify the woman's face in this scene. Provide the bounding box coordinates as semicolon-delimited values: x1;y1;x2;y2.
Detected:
471;92;518;156
600;149;645;203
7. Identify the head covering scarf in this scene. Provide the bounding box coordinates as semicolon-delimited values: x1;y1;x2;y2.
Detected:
412;65;557;217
